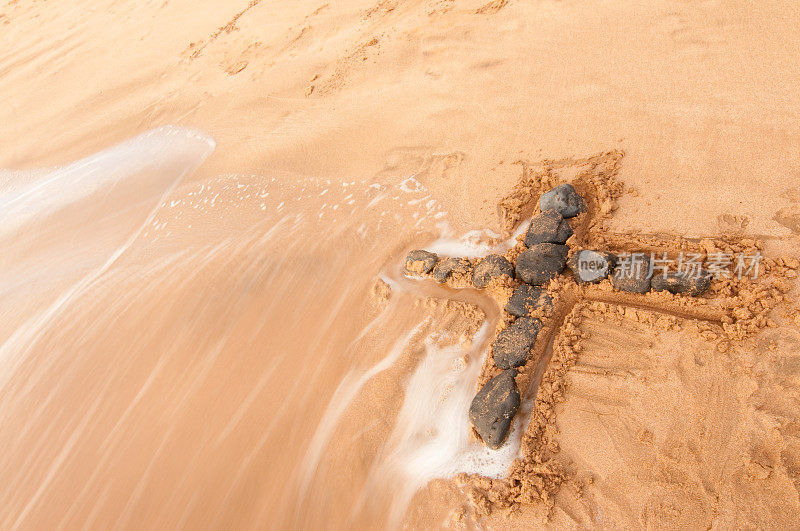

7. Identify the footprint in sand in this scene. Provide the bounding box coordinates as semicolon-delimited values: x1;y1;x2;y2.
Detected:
717;212;750;236
774;207;800;234
773;187;800;234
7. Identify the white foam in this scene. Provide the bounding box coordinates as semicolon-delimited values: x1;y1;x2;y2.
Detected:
399;176;423;193
425;217;529;258
364;216;535;525
0;125;215;440
360;318;535;527
386;323;527;479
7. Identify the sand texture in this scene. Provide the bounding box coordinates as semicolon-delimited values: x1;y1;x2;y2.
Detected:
1;0;799;528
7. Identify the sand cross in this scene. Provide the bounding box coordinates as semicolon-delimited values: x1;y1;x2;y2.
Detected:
402;179;755;452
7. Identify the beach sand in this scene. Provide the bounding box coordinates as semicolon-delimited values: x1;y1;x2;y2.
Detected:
1;0;799;528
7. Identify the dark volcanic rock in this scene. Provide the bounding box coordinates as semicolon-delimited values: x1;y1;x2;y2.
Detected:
431;257;471;283
568;249;617;283
524;210;573;246
515;243;569;286
492;317;542;369
651;270;712;296
539;183;586;218
405;249;438;275
610;253;652;293
468;369;521;449
505;284;553;318
472;254;514;288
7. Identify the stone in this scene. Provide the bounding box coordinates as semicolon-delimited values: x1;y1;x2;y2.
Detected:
539;183;586;218
492;317;542;369
610;253;652;293
472;254;514;288
405;249;438;275
468;369;521;449
651;270;712;296
515;243;569;286
431;257;471;283
568;249;617;283
505;284;553;318
524;210;573;246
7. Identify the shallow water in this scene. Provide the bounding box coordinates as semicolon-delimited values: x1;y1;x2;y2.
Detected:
0;128;531;529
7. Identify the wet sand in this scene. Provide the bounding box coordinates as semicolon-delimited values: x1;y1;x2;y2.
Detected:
1;0;800;528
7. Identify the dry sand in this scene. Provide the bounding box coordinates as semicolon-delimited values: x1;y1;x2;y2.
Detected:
1;0;799;528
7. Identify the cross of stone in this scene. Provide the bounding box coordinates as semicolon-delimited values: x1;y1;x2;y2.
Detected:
401;156;777;454
396;152;799;517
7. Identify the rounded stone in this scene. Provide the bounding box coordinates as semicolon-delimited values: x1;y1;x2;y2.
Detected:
568;249;617;283
505;284;553;318
431;257;471;283
404;249;438;275
539;183;586;218
524;210;573;246
472;254;514;288
468;369;521;449
610;253;652;293
651;270;712;296
492;317;543;369
515;243;569;286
